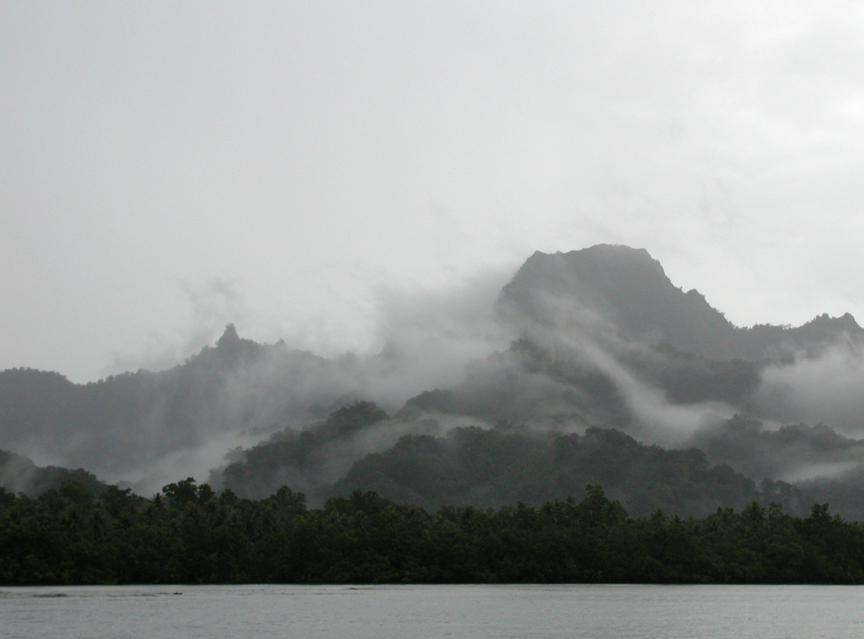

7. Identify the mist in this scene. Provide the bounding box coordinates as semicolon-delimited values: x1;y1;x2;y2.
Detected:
753;342;864;435
0;268;519;494
4;245;864;514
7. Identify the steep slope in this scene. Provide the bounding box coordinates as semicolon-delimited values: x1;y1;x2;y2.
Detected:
498;244;863;360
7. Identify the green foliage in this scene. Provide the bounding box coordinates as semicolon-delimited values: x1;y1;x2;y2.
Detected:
221;401;389;499
4;482;864;586
329;426;762;517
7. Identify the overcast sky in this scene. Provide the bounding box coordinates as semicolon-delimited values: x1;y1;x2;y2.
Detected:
3;1;864;382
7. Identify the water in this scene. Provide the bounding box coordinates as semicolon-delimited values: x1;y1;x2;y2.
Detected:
3;584;864;639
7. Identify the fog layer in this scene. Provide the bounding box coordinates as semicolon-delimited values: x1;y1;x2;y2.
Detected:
3;245;864;504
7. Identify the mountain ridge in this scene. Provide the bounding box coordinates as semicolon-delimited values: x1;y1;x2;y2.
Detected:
499;244;863;360
3;244;864;518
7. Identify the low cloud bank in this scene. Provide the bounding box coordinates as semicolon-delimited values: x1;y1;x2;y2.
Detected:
753;342;864;435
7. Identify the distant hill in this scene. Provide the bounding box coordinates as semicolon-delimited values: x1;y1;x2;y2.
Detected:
0;325;360;487
0;449;106;497
211;398;765;517
209;400;864;520
219;401;390;500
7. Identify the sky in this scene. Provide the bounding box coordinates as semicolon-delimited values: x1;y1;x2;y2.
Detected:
3;1;864;383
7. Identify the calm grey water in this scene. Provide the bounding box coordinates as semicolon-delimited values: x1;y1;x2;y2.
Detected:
2;584;863;639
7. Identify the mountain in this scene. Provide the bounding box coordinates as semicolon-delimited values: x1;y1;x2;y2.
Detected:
498;244;863;360
0;325;363;490
214;246;864;516
4;245;864;519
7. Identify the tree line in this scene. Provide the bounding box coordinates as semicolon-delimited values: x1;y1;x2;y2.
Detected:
2;480;864;585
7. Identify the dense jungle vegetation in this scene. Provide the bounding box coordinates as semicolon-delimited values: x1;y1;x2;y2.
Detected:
2;479;864;586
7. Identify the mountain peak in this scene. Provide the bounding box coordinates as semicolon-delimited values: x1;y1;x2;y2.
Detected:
216;323;240;349
500;244;736;357
211;323;264;365
499;244;861;360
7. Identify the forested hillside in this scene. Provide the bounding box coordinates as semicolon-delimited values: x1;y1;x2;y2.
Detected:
4;245;864;524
